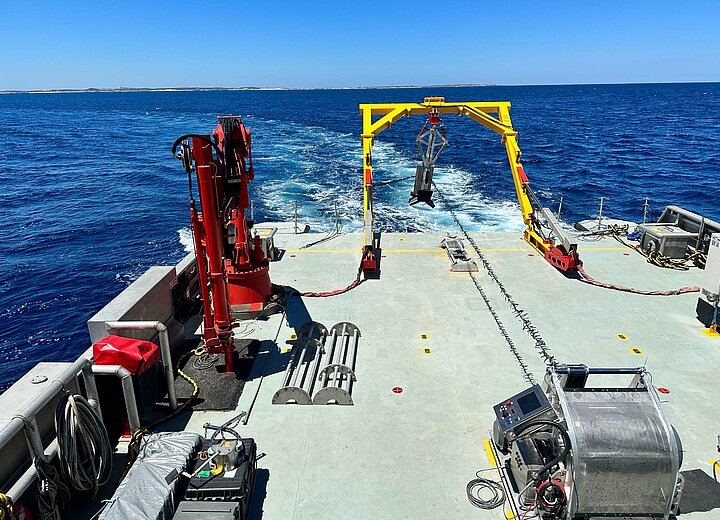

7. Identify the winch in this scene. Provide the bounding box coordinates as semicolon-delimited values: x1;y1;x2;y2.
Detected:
490;365;684;519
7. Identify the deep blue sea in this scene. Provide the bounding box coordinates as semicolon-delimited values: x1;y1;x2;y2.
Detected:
1;84;719;390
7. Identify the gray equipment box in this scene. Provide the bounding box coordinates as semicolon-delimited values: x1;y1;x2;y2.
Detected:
697;233;720;326
253;226;278;261
638;223;697;258
173;501;239;520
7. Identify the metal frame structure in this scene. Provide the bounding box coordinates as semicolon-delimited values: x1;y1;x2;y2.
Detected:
359;97;581;274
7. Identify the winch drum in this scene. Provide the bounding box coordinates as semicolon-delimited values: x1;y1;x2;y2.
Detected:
556;387;681;517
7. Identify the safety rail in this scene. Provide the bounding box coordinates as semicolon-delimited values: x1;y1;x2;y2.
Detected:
0;358;99;501
103;320;178;410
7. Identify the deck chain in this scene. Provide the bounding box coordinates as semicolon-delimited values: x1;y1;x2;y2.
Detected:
468;271;536;385
432;180;558;373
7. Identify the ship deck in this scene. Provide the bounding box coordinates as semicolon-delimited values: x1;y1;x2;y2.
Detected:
185;231;718;519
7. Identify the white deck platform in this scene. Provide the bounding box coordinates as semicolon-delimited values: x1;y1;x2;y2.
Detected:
184;231;717;519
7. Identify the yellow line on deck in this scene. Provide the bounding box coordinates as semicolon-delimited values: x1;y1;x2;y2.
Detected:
285;246;627;253
483;439;498;467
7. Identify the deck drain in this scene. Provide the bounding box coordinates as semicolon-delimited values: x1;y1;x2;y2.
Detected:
422;348;432;354
419;333;430;340
392;387;404;394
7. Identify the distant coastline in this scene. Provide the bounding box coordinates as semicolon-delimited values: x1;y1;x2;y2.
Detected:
0;84;496;94
2;81;718;95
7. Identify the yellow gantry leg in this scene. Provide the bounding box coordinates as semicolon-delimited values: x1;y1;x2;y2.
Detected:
358;98;571;275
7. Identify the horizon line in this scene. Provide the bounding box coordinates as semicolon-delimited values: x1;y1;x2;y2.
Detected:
1;80;719;94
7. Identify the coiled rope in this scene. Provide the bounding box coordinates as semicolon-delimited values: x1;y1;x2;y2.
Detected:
0;494;15;520
576;224;702;295
55;393;112;499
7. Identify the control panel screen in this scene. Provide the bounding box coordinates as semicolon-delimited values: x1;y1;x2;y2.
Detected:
517;391;541;415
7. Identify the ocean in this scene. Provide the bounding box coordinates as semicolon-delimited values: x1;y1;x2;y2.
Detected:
1;83;719;390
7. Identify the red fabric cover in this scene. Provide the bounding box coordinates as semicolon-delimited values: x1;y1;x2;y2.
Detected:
92;334;161;375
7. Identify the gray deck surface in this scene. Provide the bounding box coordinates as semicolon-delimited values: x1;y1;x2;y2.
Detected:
184;231;719;519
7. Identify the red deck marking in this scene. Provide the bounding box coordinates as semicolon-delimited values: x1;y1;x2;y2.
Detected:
658;387;670;394
392;387;403;394
248;303;262;311
528;253;534;256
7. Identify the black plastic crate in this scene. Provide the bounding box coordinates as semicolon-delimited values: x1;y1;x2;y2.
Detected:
184;438;256;520
173;501;239;520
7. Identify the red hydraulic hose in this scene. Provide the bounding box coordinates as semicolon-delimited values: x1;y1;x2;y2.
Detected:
577;265;700;296
299;262;365;298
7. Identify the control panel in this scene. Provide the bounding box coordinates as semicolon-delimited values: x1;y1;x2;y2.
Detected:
493;384;554;436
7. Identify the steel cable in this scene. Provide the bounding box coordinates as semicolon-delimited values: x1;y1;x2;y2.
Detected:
432;180;558;370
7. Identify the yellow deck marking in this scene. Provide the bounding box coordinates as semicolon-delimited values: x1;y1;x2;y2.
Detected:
289;333;297;340
282;347;292;354
419;333;430;340
483;439;498;468
422;348;432;354
284;246;626;253
629;347;645;355
615;334;629;340
702;328;720;338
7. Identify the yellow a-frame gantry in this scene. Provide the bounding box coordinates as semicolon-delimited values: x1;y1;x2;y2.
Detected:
358;97;580;275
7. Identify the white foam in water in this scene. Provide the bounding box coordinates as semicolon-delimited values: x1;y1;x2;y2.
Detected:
178;227;194;253
176;118;524;240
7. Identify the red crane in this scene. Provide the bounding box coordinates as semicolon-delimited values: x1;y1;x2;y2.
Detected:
173;116;273;372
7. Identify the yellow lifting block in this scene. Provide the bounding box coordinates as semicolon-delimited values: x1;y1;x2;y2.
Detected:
615;333;629;340
629;347;645;355
421;348;432;355
419;333;430;340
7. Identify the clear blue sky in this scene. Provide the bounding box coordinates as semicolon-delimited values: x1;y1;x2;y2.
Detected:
1;0;719;90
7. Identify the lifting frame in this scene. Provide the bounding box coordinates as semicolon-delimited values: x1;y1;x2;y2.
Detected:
359;97;581;274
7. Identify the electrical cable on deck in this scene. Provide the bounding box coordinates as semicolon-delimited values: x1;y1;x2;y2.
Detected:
431;180;558;370
466;473;506;510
